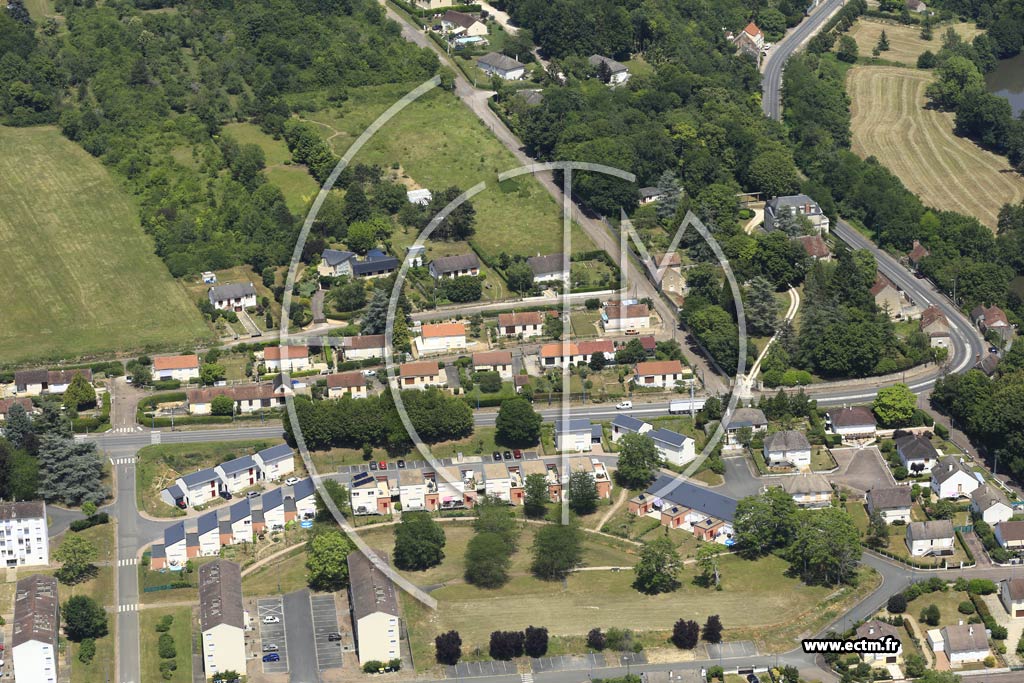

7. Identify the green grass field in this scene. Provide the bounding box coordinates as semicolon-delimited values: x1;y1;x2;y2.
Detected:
242;546;310;596
304;84;595;260
0;126;211;365
140;607;194;683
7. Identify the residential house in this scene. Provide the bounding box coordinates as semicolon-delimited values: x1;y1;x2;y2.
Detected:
897;434;940;475
398;469;429;511
414;0;453;10
15;368;93;396
650;252;685;303
215;455;260;495
398;361;445;389
781;474;833;509
610;414;652;443
588;54;630;85
920;305;952;348
348;551;402;666
429;253;480;280
352;249;400;279
196;512;221;557
473;350;514;379
931;456;980;499
152;354;201;382
172;468;223;507
1001;578;1024;618
976;353;1001;376
416;322;467;355
971;485;1014;526
569;457;612;499
539;342;584;368
522;460;562;502
0;397;35;422
971;304;1013;344
764;194;830;234
526;253;568;283
477;52;525;80
187;384;285;415
263;345;310;372
734;21;765;57
633;359;687;389
763;430;812;469
795;234;831;261
629;474;737;542
638;187;665;205
0;501;49;567
828;406;877;440
253;443;295;482
260;488;288;531
906;520;955;557
554;418;597;452
578;339;615;364
724;407;768;445
318;248;355;277
442;10;487;36
872;273;913;319
219;500;253;545
855;620;903;664
929;623;989;666
350;472;394;516
407;244;427;268
648;428;697;467
341;334;386;361
199;560;246;679
285;478;316;522
497;311;545;338
995;521;1024;550
866;487;912;524
909;240;931;267
484;463;514;503
327;371;368;399
603;302;650;332
906;0;927;11
516;89;544;107
208;282;257;311
12;574;60;683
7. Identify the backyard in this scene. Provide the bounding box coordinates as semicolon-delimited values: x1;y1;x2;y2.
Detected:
140;607;194;683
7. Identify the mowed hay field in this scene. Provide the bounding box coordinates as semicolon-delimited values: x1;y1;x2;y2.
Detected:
848;66;1024;228
848;19;981;66
0;126;211;364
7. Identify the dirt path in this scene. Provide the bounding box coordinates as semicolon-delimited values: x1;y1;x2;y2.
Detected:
593;487;628;531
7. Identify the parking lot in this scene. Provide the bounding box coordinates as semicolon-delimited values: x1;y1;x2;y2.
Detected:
257;597;289;674
706;640;757;660
531;654;603;673
447;660;518;678
336;452;542;477
310;594;345;670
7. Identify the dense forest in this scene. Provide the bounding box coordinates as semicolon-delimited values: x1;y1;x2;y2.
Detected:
0;0;437;275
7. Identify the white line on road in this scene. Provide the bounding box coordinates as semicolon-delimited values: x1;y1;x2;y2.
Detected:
118;558;138;567
118;604;139;613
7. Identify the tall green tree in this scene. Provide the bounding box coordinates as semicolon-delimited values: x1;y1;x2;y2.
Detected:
55;535;98;584
696;543;724;588
733;488;798;557
393;512;446;571
3;403;36;453
745;276;781;337
872;383;917;427
306;530;355;591
464;532;512;588
567;471;598;515
615;433;661;489
62;374;96;410
63;595;108;641
36;434;106;506
785;508;862;585
632;536;680;594
473;495;519;547
523;473;550;519
531;522;583;580
495;398;542;447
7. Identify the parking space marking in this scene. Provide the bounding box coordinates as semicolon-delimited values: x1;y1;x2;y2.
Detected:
310;593;344;670
258;597;289;674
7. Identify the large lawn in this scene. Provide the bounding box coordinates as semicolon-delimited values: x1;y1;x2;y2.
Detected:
847;66;1024;229
140;607;194;683
135;440;276;517
847;19;982;66
0;126;212;365
303;84;595;260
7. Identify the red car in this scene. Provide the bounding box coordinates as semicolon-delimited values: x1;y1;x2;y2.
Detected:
378;461;388;470
513;450;523;459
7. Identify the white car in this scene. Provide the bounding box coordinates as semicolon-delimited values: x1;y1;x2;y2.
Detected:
616;401;632;410
362;369;376;377
284;476;300;486
262;615;281;624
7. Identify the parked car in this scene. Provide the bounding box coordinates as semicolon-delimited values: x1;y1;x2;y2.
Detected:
263;644;279;652
492;452;502;462
513;450;522;459
378;461;388;470
176;500;187;509
362;369;376;377
397;460;406;469
327;632;343;642
246;490;260;498
989;346;1000;353
220;491;232;500
284;476;300;486
502;451;512;460
616;400;632;410
262;653;281;663
369;461;378;470
262;615;281;624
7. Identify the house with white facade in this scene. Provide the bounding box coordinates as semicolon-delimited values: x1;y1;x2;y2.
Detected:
1001;578;1024;618
649;428;697;467
555;418;597;452
350;472;394;516
971;485;1014;526
906;520;955;557
473;350;514;379
12;574;60;683
398;361;445;389
928;623;990;666
477;52;525;80
855;620;902;664
633;360;687;389
539;342;584;368
173;468;223;507
498;311;545;338
866;487;912;524
152;354;201;382
765;194;830;234
263;345;310;372
416;322;467;355
196;512;221;558
526;253;568;283
897;434;940;475
199;560;246;679
931;456;980;499
588;55;630;85
569;457;612;499
762;430;812;469
318;249;355;277
187;384;285;415
603;302;650;332
348;551;402;665
995;521;1024;550
14;368;93;396
429;253;480;280
341;334;386;361
327;371;368;399
610;414;652;443
208;282;257;311
0;501;49;568
781;474;833;509
724;407;768;445
398;469;429;511
253;443;295;482
442;9;487;36
484;463;514;503
828;406;877;440
0;397;35;422
215;455;260;495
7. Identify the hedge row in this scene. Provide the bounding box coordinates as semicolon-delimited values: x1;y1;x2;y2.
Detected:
70;513;109;532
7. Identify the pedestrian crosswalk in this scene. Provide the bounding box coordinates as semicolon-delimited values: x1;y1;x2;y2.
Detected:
110;457;136;466
110;426;144;433
521;674;534;683
117;603;139;613
151;430;162;445
117;558;138;567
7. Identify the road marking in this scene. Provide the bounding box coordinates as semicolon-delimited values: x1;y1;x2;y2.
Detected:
151;430;161;445
521;674;534;683
110;457;136;465
118;603;138;613
118;558;138;567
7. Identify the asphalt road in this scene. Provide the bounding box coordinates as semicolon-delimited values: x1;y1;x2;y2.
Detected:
284;589;320;683
760;0;846;119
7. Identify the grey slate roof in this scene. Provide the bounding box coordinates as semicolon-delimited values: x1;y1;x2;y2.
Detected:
764;430;810;452
0;501;45;520
971;484;1009;511
353;249;399;276
611;414;647;432
262;487;284;511
322;248;355;267
230;499;251;523
165;483;184;502
907;519;954;542
199;560;244;631
526;253;565;277
588;54;628;74
478;52;524;72
431;253;480;275
348;551;400;621
641;474;738;523
218;455;257;476
638;187;663;200
1005;578;1024;601
164;522;185;546
555;418;592;434
727;407;767;429
867;486;912;510
258;443;294;464
292;477;315;501
856;620;901;642
942;623;989;654
209;282;256;302
766;194;821;215
931;455;974;485
649;428;689;448
180;467;221;488
830;406;877;428
197;511;219;536
781;473;831;495
897;434;939;462
516;89;544;106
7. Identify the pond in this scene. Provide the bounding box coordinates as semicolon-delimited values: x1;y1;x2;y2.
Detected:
986;52;1024;118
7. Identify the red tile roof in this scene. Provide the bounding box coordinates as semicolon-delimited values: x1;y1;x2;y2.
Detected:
635;360;684;376
540;342;580;358
400;361;441;377
421;323;465;338
743;21;762;37
497;311;546;327
796;235;830;259
605;303;649;320
870;273;897;296
326;372;365;388
342;334;386;350
187;384;278;404
264;345;309;360
153;354;200;371
578;339;614;355
473;351;513;366
0;397;33;415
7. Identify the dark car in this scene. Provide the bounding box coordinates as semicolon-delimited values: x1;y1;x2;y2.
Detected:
327;632;343;642
990;346;1000;353
746;675;760;683
503;451;513;460
397;460;406;469
915;271;926;279
262;653;281;663
220;491;232;500
176;500;187;509
492;452;502;461
369;461;378;470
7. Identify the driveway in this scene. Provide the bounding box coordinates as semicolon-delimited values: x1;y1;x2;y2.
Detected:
829;447;895;495
284;589;319;683
717;454;762;499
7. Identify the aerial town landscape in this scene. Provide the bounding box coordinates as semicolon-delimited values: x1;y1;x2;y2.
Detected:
2;0;1024;682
